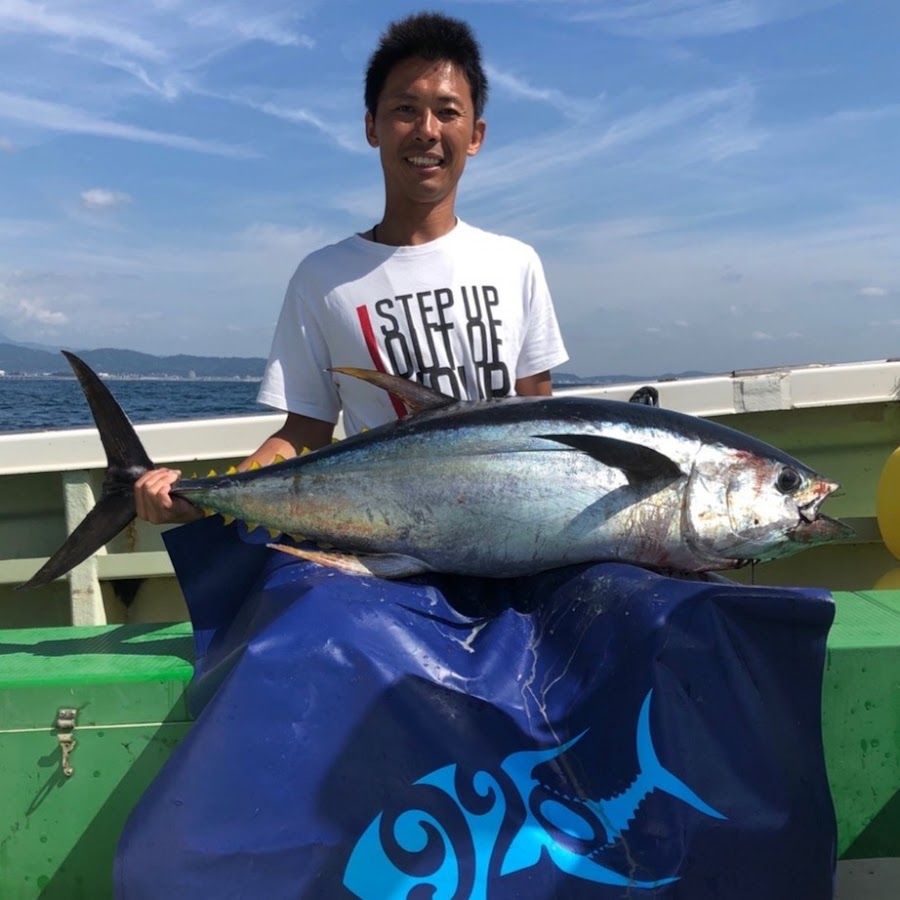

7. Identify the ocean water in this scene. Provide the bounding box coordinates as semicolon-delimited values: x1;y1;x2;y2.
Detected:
0;377;269;433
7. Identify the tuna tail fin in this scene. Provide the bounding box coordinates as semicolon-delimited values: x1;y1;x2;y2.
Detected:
635;691;726;821
18;493;139;590
17;352;154;590
329;367;458;414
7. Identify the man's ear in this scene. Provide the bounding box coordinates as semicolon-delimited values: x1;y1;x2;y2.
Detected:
365;111;378;147
467;119;486;157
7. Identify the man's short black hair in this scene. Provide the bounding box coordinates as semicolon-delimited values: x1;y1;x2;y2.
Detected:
364;12;489;119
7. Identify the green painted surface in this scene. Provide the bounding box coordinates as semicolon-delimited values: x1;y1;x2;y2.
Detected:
825;591;900;859
1;589;899;897
0;623;194;900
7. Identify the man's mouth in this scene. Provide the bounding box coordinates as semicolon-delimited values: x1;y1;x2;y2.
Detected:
406;155;443;168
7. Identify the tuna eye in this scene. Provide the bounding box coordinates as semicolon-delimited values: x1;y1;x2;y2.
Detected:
776;467;802;494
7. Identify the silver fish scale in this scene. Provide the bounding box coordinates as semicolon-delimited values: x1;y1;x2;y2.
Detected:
179;409;715;576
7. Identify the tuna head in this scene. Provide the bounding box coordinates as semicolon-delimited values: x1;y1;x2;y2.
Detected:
682;444;853;568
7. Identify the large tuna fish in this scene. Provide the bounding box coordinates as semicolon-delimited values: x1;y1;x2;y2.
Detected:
21;352;851;588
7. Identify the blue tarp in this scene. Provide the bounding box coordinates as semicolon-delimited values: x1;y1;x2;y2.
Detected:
115;517;837;899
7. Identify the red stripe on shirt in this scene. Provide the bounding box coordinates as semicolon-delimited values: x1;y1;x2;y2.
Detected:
356;305;407;419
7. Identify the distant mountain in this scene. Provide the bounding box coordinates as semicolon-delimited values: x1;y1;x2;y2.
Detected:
0;332;63;354
0;336;711;383
0;343;266;378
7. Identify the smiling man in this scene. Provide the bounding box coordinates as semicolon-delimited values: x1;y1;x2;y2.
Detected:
134;12;568;524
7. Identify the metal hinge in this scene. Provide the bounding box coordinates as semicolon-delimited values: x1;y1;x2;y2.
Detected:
56;708;78;777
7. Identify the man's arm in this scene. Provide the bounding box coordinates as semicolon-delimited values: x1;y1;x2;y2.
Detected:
242;413;336;468
134;412;336;525
515;370;553;397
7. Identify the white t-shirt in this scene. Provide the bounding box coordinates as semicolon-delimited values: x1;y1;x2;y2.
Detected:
257;220;569;436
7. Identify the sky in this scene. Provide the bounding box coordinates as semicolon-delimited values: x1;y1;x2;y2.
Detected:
1;0;899;378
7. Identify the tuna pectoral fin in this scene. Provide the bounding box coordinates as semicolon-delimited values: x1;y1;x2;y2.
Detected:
268;544;431;579
538;434;682;485
18;492;136;590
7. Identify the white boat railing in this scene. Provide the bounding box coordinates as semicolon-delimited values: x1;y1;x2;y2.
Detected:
559;358;900;415
3;357;899;629
0;414;284;625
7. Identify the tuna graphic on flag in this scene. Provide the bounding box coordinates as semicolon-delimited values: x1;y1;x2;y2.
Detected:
115;519;837;900
344;690;726;898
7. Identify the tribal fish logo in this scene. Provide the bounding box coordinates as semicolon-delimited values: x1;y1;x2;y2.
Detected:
343;691;725;898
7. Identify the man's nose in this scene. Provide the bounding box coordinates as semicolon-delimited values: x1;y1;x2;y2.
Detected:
415;109;440;141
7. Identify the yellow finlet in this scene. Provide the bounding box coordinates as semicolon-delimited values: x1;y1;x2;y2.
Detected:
300;447;311;456
273;454;286;464
207;469;217;477
267;529;281;539
221;514;235;526
203;508;216;518
245;522;258;533
226;465;239;475
249;460;262;470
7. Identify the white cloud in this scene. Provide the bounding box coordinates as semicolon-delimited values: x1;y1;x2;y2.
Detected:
80;188;132;210
486;64;597;121
860;286;887;297
0;277;69;327
16;296;68;325
0;0;164;59
558;0;842;40
0;0;314;59
467;82;762;205
231;96;363;152
0;91;257;158
751;331;774;340
186;6;314;49
0;136;15;152
100;56;186;101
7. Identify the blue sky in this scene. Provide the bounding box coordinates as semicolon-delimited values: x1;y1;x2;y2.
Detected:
1;0;898;378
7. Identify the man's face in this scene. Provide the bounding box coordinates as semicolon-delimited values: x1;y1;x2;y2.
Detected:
365;57;486;211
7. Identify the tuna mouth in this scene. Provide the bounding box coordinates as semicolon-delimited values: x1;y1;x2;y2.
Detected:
797;479;840;522
798;499;822;524
788;514;855;545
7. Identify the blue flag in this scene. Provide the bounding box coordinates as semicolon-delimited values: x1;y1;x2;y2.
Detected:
115;518;836;899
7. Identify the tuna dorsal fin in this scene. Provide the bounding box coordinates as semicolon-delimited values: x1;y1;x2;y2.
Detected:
537;434;683;485
329;367;457;413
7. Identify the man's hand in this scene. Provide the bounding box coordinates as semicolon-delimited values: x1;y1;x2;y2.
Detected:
132;412;336;525
134;468;204;525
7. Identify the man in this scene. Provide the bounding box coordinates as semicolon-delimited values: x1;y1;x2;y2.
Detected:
136;11;568;525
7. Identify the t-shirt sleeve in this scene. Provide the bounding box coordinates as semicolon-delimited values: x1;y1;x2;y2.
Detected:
256;267;341;423
515;250;569;380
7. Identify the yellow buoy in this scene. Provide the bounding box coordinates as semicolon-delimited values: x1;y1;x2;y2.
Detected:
876;446;900;559
874;568;900;590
